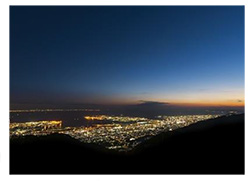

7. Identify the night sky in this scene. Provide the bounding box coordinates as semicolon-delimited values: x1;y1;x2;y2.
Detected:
10;6;244;109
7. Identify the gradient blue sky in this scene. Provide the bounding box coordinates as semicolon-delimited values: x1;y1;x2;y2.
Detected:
10;6;244;107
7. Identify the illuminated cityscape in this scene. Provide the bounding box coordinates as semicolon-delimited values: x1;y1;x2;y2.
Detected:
10;114;220;151
10;120;62;137
84;115;148;122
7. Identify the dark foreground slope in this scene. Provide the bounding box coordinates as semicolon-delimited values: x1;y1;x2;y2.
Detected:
10;114;244;174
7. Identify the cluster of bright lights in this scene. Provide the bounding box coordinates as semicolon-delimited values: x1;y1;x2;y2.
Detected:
84;115;107;120
84;115;147;122
63;115;220;151
10;120;62;137
10;115;220;151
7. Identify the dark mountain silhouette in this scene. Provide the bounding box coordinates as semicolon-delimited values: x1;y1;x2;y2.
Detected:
10;114;244;174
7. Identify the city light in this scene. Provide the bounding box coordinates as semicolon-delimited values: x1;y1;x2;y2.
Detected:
10;114;220;151
10;120;62;137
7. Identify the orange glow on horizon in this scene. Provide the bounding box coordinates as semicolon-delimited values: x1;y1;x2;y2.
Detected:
171;101;245;107
168;98;245;107
75;91;245;108
94;100;245;107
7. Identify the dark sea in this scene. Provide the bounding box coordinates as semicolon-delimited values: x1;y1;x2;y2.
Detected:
9;106;244;127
